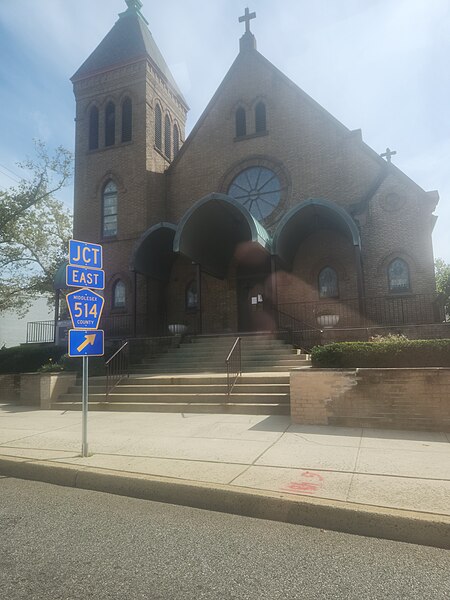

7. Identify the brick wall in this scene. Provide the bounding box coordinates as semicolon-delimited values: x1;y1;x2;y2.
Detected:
291;368;450;431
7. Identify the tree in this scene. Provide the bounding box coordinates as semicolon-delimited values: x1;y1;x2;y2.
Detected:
0;141;73;315
435;258;450;321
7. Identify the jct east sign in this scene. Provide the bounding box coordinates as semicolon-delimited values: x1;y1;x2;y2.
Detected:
66;239;105;358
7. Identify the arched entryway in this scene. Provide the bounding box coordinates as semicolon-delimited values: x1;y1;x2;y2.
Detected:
272;199;363;330
173;193;273;332
131;222;177;335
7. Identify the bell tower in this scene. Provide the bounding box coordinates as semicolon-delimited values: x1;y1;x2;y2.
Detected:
71;0;188;316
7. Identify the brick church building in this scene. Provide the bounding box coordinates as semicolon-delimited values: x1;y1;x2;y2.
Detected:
71;0;442;345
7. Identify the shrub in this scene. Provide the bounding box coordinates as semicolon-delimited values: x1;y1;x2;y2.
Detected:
311;339;450;368
0;344;66;374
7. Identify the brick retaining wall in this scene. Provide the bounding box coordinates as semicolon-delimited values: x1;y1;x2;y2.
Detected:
291;368;450;431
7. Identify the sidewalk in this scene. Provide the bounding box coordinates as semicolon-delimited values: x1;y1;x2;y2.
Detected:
0;403;449;546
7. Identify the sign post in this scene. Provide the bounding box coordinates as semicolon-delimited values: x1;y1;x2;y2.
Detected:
66;239;104;458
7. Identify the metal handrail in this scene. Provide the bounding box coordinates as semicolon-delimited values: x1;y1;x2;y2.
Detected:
226;336;241;397
105;340;129;398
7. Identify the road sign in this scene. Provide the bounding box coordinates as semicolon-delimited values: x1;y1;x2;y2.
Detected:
66;288;104;330
66;264;105;290
69;239;102;269
68;329;104;357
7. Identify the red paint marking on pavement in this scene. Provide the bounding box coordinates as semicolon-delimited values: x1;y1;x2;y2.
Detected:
281;470;325;495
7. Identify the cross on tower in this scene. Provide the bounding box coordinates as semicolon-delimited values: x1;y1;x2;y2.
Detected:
239;7;256;34
380;147;397;163
126;0;143;12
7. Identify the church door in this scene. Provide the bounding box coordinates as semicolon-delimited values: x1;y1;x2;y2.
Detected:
237;278;268;332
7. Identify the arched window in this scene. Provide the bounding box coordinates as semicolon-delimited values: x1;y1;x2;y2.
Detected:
155;103;162;150
255;102;266;133
121;97;132;143
235;107;246;137
185;280;198;310
102;181;118;237
112;280;126;309
388;258;410;293
88;106;99;150
173;123;180;157
165;114;171;159
318;267;339;298
105;102;115;146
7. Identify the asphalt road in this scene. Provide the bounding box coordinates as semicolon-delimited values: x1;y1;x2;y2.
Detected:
0;477;449;600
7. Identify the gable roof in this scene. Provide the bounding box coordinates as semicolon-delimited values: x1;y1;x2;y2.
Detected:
168;45;435;205
71;8;187;107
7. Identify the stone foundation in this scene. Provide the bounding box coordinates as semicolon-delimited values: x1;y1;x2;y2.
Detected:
291;368;450;431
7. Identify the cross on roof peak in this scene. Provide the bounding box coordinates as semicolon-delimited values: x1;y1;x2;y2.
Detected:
380;147;397;163
239;7;256;34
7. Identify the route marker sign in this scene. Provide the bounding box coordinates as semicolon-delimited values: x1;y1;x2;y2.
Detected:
69;239;102;269
66;239;105;458
66;264;105;290
66;288;104;330
68;329;104;357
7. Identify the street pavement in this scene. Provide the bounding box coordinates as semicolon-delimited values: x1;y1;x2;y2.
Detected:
0;403;449;518
1;477;449;600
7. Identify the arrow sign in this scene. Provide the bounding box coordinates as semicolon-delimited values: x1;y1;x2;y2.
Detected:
69;330;104;357
77;333;98;353
66;265;105;290
66;288;104;330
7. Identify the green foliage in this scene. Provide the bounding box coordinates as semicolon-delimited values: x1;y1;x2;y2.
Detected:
311;339;450;368
0;141;73;315
435;258;450;320
0;344;66;374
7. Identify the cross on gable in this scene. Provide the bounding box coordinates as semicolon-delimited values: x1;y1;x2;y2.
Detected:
381;147;397;163
239;7;256;34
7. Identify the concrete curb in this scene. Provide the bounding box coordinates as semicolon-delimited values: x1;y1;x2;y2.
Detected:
1;455;449;550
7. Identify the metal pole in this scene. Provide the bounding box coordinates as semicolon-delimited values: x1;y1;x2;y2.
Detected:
82;355;89;457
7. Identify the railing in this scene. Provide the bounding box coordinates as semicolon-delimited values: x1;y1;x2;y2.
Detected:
226;337;241;397
274;307;323;350
26;320;55;343
105;341;129;398
278;293;444;330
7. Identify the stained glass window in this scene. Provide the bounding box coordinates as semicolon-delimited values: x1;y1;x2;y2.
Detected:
103;181;118;237
319;267;339;298
185;280;198;310
113;280;126;309
388;258;410;292
228;166;281;220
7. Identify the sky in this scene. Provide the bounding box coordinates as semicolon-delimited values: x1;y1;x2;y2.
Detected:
0;0;449;261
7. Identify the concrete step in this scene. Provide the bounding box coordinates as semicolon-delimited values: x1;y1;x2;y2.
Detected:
82;374;291;385
69;383;290;394
143;355;296;366
161;348;299;358
61;392;289;404
129;365;306;374
51;401;290;415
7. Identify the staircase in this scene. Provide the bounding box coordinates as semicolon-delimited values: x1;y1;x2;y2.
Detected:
132;334;310;374
52;334;311;415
